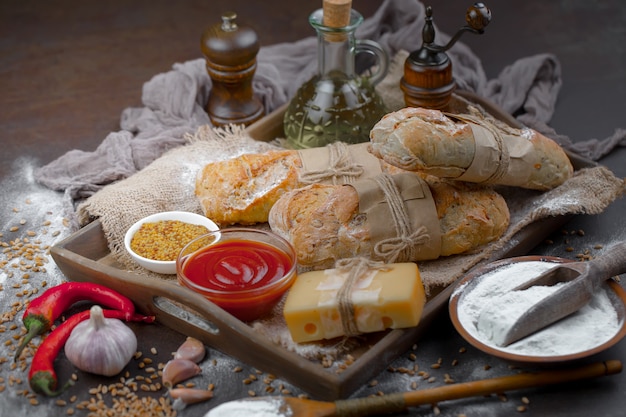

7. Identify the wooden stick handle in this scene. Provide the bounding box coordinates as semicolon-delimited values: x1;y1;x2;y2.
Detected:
334;360;621;416
403;359;621;406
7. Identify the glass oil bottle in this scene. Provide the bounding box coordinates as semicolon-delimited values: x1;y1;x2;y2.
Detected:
283;0;388;149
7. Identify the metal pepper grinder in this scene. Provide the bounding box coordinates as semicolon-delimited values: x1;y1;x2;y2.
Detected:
201;12;264;127
401;3;491;110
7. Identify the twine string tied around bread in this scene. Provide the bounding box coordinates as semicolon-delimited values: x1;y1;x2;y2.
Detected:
335;257;391;337
299;142;365;185
375;225;431;263
372;174;430;263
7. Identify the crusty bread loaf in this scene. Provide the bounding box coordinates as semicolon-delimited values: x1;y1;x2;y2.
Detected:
268;175;510;270
195;145;407;226
196;150;301;225
369;107;573;191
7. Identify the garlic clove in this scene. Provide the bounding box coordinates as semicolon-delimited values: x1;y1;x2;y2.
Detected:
162;358;201;388
169;388;213;410
174;336;206;363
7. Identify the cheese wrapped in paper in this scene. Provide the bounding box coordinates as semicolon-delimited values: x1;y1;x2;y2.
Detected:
283;262;425;343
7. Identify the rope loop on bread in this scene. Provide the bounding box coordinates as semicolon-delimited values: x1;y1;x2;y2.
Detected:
370;173;429;263
298;142;364;184
374;226;431;263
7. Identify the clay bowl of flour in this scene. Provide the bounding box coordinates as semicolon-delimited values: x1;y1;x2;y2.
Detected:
449;255;626;365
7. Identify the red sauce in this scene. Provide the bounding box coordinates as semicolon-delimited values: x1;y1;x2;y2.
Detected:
180;238;295;321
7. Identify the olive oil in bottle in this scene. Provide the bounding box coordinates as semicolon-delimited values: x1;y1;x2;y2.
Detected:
283;0;388;149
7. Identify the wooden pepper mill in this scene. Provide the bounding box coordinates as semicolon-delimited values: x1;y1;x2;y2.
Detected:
201;12;264;127
401;3;491;110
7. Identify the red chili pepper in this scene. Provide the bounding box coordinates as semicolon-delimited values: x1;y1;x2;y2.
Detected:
28;308;155;396
15;282;137;360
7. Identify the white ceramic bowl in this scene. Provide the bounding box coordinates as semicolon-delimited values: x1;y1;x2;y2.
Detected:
124;211;219;274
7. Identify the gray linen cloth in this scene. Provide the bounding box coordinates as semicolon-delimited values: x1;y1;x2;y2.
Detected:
34;0;625;206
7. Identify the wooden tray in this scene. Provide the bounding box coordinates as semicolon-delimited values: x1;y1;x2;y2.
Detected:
50;92;591;400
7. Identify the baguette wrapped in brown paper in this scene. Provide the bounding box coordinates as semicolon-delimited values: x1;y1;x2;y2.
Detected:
268;172;510;270
195;142;406;225
369;107;574;191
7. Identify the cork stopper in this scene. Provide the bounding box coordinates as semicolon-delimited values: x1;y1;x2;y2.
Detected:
323;0;352;28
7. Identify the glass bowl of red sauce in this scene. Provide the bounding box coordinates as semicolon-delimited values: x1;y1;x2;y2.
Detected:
176;228;297;322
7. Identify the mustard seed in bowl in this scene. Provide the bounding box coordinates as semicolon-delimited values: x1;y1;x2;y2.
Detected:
124;211;220;274
130;220;210;261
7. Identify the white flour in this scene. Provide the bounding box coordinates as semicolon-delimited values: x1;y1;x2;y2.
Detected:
205;397;288;417
454;261;622;356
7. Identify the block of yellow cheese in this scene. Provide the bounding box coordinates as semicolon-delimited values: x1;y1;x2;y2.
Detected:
283;262;426;343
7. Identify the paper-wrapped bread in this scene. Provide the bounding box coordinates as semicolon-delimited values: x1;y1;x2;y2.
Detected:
268;173;510;270
369;107;573;191
195;142;406;225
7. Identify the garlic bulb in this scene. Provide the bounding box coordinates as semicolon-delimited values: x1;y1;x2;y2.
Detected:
65;305;137;377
